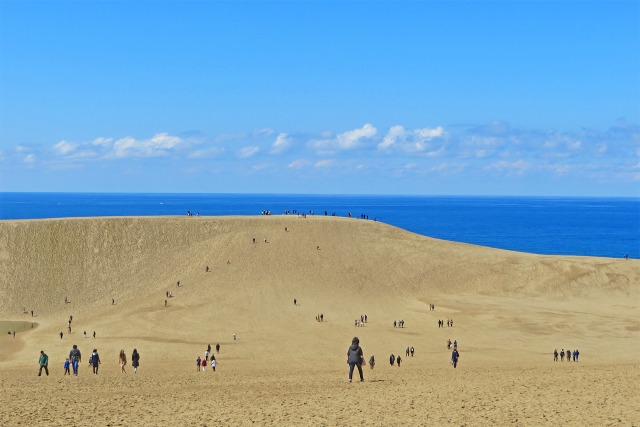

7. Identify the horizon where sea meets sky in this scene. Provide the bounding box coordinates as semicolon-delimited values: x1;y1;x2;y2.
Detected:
0;1;638;196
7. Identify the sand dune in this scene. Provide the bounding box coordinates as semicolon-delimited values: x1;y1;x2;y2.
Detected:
0;216;638;425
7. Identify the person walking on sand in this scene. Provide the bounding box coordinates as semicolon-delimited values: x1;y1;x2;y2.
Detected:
451;349;460;368
132;349;140;373
38;350;49;376
60;331;63;340
216;343;220;353
369;355;375;369
90;349;101;374
69;345;81;376
202;357;207;372
406;347;410;357
410;346;415;357
390;354;395;366
554;349;558;361
560;349;564;361
347;337;364;382
64;358;70;375
233;332;237;341
397;355;402;367
119;350;127;373
197;356;201;371
211;357;217;371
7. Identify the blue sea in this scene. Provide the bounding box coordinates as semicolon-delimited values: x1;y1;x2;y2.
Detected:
0;193;638;259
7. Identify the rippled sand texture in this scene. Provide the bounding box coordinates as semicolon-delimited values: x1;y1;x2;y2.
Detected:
0;216;638;426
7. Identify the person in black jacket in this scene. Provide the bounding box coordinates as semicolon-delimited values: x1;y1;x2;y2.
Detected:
131;349;140;373
90;349;101;374
347;337;364;382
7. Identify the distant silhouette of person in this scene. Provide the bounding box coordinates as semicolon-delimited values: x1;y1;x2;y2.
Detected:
397;355;402;367
554;349;558;361
294;298;297;305
369;355;375;369
410;346;415;357
216;343;220;353
197;356;201;371
60;331;63;339
390;354;395;365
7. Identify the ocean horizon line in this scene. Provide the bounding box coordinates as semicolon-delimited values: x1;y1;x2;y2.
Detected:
1;191;638;200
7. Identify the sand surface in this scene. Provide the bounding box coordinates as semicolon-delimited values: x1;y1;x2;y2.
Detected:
0;215;638;425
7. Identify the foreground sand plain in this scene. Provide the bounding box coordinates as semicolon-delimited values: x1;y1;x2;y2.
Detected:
0;215;638;426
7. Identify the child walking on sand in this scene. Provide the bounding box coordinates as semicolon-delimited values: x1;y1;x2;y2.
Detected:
64;358;70;375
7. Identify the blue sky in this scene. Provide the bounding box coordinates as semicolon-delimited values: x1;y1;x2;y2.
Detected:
1;1;638;196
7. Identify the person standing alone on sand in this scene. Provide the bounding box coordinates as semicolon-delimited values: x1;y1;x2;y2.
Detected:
119;350;127;373
554;349;558;361
347;337;364;382
38;350;49;376
132;349;140;373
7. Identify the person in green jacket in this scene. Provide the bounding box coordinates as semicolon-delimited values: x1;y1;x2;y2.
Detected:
38;350;49;376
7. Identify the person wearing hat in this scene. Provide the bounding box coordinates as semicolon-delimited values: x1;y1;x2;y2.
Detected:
69;345;81;376
38;350;49;376
346;336;364;382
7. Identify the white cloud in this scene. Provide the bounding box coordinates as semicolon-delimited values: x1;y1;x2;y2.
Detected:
24;153;36;163
238;146;260;158
188;147;225;159
566;140;582;150
483;159;529;175
309;124;377;152
270;133;293;154
288;159;311;169
110;133;184;158
378;125;445;153
315;159;336;168
378;125;406;150
337;124;377;149
53;140;78;155
252;163;269;170
253;128;275;137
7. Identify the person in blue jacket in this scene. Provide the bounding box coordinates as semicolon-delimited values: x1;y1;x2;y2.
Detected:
346;337;364;382
451;349;460;368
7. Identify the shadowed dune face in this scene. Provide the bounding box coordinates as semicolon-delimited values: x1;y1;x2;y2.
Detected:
0;216;638;424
